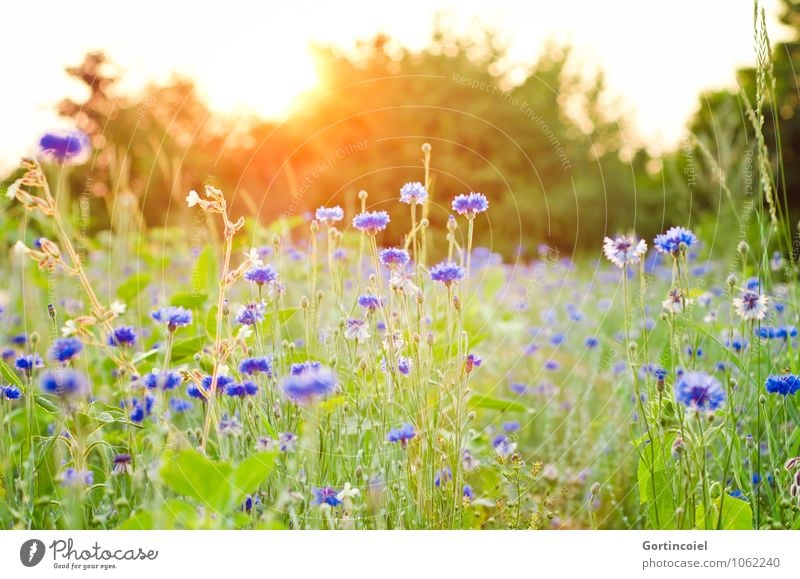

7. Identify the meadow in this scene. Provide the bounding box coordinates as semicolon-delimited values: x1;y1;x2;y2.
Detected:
0;126;798;532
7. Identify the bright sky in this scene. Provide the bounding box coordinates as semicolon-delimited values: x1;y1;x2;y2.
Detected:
0;0;789;170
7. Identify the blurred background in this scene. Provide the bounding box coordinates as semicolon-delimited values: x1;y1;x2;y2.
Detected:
1;0;797;257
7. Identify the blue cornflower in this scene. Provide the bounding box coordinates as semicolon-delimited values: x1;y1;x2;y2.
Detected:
503;421;521;432
434;467;453;487
60;467;93;488
452;192;489;217
244;265;278;286
653;226;698;254
550;333;565;346
108;326;137;347
397;357;412;376
291;361;322;375
169;398;192;413
15;354;43;374
312;486;341;507
2;385;22;400
463;485;474;501
585;336;599;348
726;334;748;352
128;395;154;423
430;261;465;286
745;277;761;291
239;356;273;377
352;211;390;234
225;381;259;398
282;365;336;404
492;434;517;457
357;294;382;312
278;432;297;452
235;301;266;326
48;337;83;363
315;205;344;224
765;374;800;396
387;423;416;447
674;371;725;411
38;129;91;164
379;247;410;268
142;369;182;391
11;333;27;345
40;369;89;397
399;182;428;205
152;306;193;332
200;374;236;394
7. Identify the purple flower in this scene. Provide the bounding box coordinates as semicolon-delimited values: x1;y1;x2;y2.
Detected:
312;486;341;507
60;467;93;488
291;361;322;375
387;423;416;447
38;129;91;165
107;326;137;347
465;354;482;373
357;294;382;312
430;261;465;286
379;247;410;268
492;434;517;457
40;369;89;397
315;206;344;224
452;192;489;216
152;306;193;332
675;371;725;411
244;265;278;286
653;226;698;254
352;211;390;234
399;182;428;205
239;357;273;377
143;370;182;391
15;354;43;374
282;365;336;404
48;338;83;363
225;381;259;398
235;301;266;326
434;467;452;487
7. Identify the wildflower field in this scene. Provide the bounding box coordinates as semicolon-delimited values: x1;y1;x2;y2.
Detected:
2;5;800;533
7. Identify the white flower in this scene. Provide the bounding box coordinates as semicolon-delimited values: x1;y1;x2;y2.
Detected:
344;319;370;343
218;364;230;377
186;190;202;207
236;325;254;340
61;320;78;337
662;288;692;314
110;300;127;316
13;240;30;255
733;290;769;321
336;482;360;501
389;270;420;297
6;179;22;201
244;247;263;267
603;235;647;268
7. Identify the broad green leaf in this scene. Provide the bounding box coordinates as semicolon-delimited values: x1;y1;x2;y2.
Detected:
160;450;232;514
230;452;277;508
118;510;154;530
191;244;219;295
116;273;151;302
171;336;206;363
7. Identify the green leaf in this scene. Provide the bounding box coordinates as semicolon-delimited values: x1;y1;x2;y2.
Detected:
116;273;151;302
696;496;753;530
230;452;277;507
118;510;154;530
0;359;24;390
467;395;528;413
160;450;232;514
191;244;219;295
205;305;219;340
171;336;206;363
170;292;208;310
